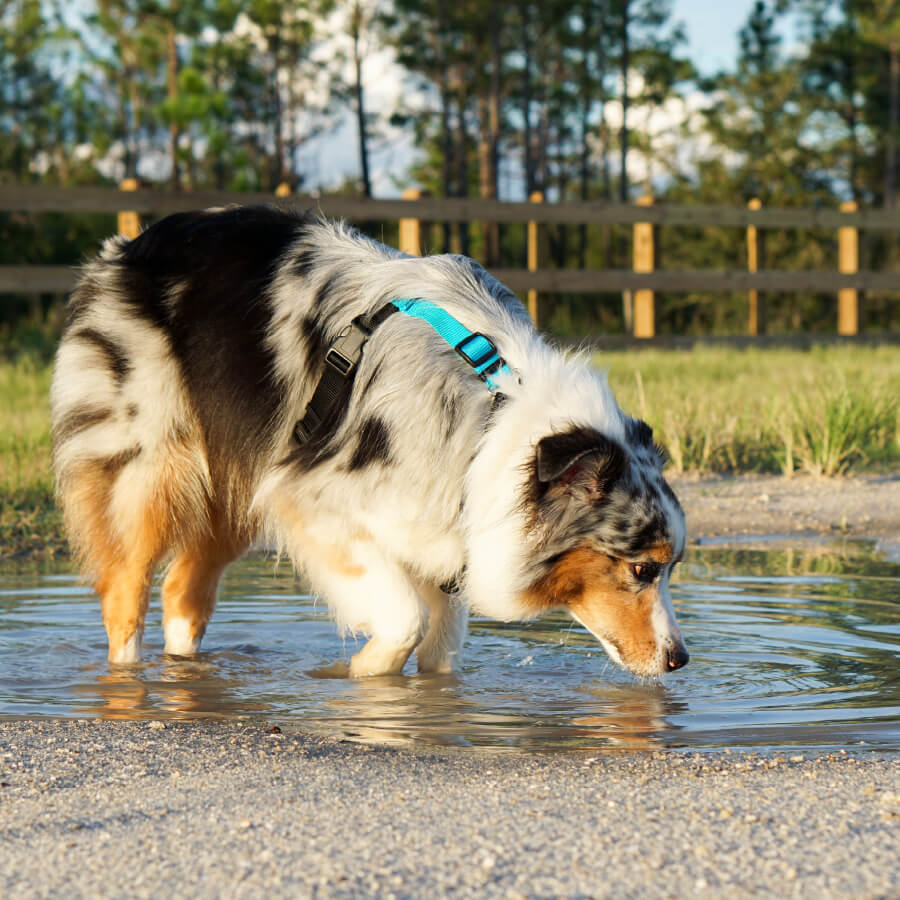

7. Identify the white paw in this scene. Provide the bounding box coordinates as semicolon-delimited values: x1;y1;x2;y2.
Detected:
164;617;200;656
109;632;141;664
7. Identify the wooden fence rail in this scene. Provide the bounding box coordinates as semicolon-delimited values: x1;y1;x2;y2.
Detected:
3;184;900;338
5;183;900;229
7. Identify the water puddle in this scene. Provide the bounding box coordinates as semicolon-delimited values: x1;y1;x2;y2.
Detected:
1;540;898;752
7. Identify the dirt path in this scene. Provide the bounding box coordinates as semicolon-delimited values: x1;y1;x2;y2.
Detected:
1;720;898;899
671;473;900;544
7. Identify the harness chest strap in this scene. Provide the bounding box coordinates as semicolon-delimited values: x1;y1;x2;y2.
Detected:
294;298;513;446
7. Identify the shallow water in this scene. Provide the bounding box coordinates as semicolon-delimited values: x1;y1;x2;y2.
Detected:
1;540;898;752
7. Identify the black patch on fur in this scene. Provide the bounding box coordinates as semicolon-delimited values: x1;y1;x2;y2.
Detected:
70;328;132;385
300;315;328;371
53;405;114;444
440;388;461;438
312;274;339;312
626;417;654;448
104;206;313;480
626;416;667;470
291;247;317;280
347;417;392;471
127;404;139;419
99;445;141;475
358;360;383;398
625;515;666;556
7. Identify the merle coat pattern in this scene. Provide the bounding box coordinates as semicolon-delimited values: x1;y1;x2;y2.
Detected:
51;206;688;677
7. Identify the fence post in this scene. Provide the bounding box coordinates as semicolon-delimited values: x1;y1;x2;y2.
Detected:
838;201;859;335
117;178;141;239
399;187;424;255
746;197;766;335
633;194;655;338
275;182;291;198
527;191;544;327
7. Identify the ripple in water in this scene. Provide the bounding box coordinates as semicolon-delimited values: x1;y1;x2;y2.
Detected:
0;539;898;752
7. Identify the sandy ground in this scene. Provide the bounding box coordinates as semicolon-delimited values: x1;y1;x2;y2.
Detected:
671;472;900;543
2;475;900;898
1;720;898;899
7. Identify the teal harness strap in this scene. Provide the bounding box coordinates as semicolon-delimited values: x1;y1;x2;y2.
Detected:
294;297;511;446
391;298;512;392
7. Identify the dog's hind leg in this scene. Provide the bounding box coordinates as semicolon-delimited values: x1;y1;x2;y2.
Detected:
60;457;170;664
415;583;468;674
162;523;247;656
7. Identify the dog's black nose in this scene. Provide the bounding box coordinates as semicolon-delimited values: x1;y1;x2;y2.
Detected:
665;645;690;671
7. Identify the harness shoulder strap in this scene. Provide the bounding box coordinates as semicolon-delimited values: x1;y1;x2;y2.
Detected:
294;299;512;445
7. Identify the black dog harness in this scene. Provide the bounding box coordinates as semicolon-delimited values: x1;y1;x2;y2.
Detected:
294;298;511;446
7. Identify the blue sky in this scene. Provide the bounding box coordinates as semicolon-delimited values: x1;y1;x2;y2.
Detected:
678;0;801;75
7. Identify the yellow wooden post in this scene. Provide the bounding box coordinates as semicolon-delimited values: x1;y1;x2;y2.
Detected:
838;200;859;335
747;198;764;335
527;191;544;327
632;194;655;338
118;178;141;239
275;182;291;197
399;187;423;255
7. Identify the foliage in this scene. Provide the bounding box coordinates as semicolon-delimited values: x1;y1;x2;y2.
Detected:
1;1;900;334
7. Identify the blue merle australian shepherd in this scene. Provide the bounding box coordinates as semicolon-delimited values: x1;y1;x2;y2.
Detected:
51;206;689;677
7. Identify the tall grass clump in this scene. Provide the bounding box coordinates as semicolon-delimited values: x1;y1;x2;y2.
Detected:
599;345;900;476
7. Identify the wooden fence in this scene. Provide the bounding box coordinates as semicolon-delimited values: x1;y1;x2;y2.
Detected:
3;183;900;337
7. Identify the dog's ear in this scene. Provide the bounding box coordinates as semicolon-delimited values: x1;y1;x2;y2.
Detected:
536;429;626;499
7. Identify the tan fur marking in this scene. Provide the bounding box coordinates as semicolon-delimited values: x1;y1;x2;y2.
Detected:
58;429;213;661
645;543;675;564
271;497;366;578
162;511;247;650
523;546;661;673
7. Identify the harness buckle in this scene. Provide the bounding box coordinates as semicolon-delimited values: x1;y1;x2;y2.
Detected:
455;333;498;370
325;318;372;376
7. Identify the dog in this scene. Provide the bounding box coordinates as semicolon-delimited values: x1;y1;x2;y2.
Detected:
50;205;689;678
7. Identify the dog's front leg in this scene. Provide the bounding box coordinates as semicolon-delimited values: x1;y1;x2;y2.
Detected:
305;544;428;677
415;583;468;674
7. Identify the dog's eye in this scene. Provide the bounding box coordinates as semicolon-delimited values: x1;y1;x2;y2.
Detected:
631;562;661;584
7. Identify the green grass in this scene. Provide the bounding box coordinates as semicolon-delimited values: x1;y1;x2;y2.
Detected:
0;344;898;559
601;345;900;476
0;353;65;560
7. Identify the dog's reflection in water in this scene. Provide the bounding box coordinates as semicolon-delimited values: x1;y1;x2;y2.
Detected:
569;683;685;750
307;662;682;751
82;654;266;720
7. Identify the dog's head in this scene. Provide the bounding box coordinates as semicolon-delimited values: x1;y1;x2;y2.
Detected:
522;419;688;677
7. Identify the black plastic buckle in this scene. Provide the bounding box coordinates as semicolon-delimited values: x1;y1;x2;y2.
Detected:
324;318;371;376
455;333;497;370
324;346;354;376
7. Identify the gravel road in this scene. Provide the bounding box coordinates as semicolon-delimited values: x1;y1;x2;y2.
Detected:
1;720;898;899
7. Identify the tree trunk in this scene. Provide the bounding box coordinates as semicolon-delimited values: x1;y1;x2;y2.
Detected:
619;0;632;328
167;23;180;191
521;0;535;196
270;32;285;189
455;89;471;256
438;73;453;251
436;0;452;251
352;1;372;197
885;41;899;209
619;0;631;203
477;94;500;263
483;0;502;265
